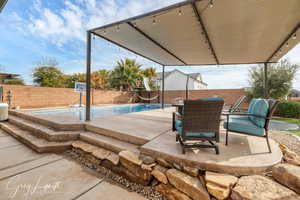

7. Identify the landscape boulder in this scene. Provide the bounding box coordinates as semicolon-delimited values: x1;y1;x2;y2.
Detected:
155;184;192;200
272;163;300;194
166;169;210;200
151;165;168;184
231;175;298;200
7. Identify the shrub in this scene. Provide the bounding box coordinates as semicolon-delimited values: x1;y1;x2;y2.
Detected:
275;101;300;119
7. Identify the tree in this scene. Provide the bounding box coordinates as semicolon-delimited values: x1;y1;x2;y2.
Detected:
33;66;66;87
4;79;25;85
64;73;85;88
91;70;111;90
110;58;143;91
141;67;158;90
248;59;299;99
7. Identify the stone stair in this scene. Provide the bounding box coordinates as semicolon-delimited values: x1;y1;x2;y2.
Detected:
1;113;140;155
0;122;72;153
80;132;139;154
8;115;80;142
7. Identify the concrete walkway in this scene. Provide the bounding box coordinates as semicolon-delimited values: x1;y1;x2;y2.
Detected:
0;130;145;200
269;120;299;131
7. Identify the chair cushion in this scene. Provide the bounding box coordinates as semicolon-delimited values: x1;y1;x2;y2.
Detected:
248;99;269;128
175;120;215;138
247;99;258;113
224;117;265;136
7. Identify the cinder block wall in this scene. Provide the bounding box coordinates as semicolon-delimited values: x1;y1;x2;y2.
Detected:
0;85;246;109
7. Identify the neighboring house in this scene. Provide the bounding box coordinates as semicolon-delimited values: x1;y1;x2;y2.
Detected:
289;89;300;97
154;69;207;91
0;0;8;12
0;73;21;84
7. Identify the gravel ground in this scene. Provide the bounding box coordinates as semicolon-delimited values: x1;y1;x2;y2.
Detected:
270;131;300;155
64;149;166;200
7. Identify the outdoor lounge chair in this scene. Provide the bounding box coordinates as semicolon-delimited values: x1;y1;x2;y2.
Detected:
223;99;279;153
223;95;246;113
172;97;225;154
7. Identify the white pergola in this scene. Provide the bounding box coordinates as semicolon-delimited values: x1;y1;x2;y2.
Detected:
85;0;300;120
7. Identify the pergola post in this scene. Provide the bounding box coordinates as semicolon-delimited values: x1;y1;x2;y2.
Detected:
264;62;268;99
85;31;92;121
162;65;165;109
186;75;189;100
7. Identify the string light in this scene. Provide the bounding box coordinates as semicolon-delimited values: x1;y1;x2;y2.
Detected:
152;17;156;25
209;0;214;8
132;22;137;27
178;8;182;16
103;30;106;35
279;49;282;54
116;25;120;31
293;34;297;40
286;43;289;48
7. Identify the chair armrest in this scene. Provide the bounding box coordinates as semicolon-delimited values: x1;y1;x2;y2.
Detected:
172;112;182;131
174;112;182;118
223;112;267;119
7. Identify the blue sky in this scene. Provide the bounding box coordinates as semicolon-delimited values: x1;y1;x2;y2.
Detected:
0;0;299;89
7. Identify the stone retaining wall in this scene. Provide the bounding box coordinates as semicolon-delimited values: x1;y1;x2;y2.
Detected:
69;141;300;200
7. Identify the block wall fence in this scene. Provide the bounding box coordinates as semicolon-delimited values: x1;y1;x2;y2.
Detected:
0;85;246;109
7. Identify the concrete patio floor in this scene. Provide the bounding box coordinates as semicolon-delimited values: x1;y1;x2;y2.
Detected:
0;130;145;200
20;106;283;175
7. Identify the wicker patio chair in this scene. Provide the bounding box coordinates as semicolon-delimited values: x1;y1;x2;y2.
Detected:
172;97;225;154
223;99;279;153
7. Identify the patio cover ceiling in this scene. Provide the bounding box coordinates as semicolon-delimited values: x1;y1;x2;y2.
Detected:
90;0;300;66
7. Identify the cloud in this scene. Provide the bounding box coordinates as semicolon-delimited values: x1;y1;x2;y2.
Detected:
25;0;182;46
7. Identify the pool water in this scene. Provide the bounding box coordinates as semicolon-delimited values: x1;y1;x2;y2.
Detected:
31;104;169;120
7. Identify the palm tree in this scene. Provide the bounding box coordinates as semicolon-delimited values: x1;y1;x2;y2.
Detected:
141;67;157;78
110;58;142;91
92;69;110;89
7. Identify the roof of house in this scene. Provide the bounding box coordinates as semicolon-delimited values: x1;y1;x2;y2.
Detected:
155;69;207;86
0;73;20;79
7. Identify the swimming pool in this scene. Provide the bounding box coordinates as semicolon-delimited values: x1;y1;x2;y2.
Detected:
31;104;169;120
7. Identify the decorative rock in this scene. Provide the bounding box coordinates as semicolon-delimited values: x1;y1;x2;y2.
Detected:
205;171;238;188
155;184;192;200
141;163;156;171
231;175;298;200
157;158;172;168
272;163;300;194
173;163;182;171
72;141;96;153
279;144;300;166
183;166;199;177
205;171;238;200
151;165;168;184
139;154;156;165
166;169;210;200
119;150;142;166
92;148;110;160
106;152;119;165
119;150;151;181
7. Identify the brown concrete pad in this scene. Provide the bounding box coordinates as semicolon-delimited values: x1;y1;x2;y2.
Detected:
141;130;282;176
77;181;146;200
0;136;21;149
0;159;102;200
0;145;44;171
0;154;62;180
87;114;171;142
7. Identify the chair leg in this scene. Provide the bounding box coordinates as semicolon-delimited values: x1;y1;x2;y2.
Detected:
225;129;229;146
266;134;272;153
215;145;219;155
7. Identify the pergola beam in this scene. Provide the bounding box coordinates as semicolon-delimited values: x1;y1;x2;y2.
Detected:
127;22;187;65
192;2;219;65
266;23;300;62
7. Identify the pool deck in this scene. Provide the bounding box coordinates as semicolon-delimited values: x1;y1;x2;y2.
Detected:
7;107;283;176
0;130;145;200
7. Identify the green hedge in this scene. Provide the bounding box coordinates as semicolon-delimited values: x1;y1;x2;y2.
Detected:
276;101;300;119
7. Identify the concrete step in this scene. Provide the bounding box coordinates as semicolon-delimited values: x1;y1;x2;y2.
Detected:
0;122;72;153
9;115;80;142
85;123;147;145
80;132;139;154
